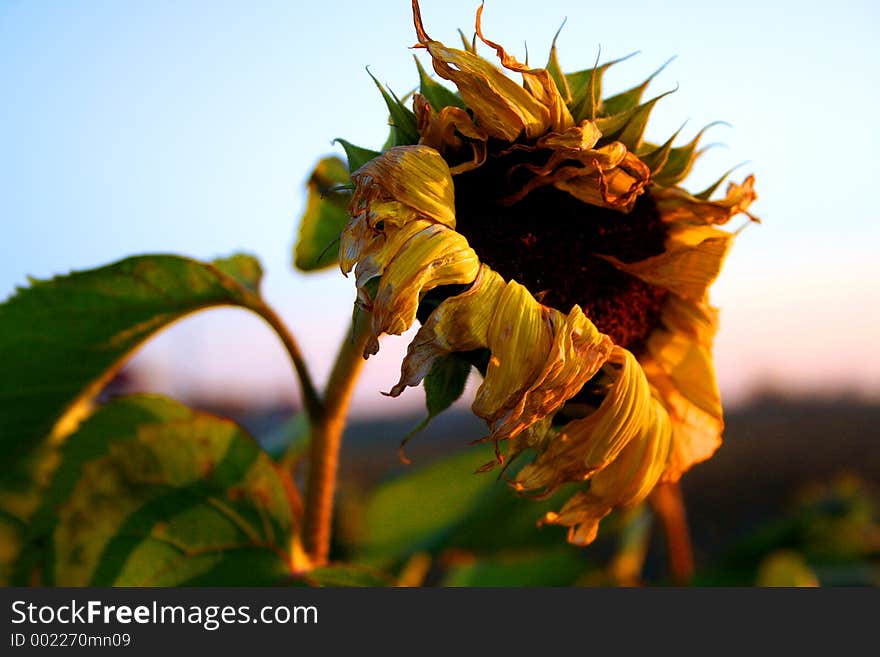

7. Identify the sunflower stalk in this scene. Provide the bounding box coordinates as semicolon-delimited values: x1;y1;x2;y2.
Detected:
245;297;323;425
650;481;695;584
302;309;372;567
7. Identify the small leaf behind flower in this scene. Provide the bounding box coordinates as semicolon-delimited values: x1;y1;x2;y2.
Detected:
333;139;380;174
398;355;472;463
366;68;419;147
413;56;465;111
294;156;351;271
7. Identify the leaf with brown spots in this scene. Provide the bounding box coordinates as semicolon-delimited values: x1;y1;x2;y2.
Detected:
17;395;295;586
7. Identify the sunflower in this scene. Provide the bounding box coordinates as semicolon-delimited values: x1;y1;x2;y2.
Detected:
333;1;757;546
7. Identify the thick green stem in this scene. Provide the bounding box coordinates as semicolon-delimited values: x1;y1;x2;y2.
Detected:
302;311;372;566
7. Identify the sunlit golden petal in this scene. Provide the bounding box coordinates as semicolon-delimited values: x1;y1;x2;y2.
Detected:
414;94;488;174
352;218;435;305
388;264;506;395
498;139;651;211
471;279;556;426
640;295;724;481
541;400;671;545
599;224;732;301
351;144;457;230
473;2;573;133
554;150;651;210
535;120;602;152
390;265;614;448
487;305;613;444
412;0;551;140
514;346;661;494
366;224;480;356
654;174;758;226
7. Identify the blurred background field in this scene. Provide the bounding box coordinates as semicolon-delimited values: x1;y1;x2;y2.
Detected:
105;367;880;586
2;0;879;585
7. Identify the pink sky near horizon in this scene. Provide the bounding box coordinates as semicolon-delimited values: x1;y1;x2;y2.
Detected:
125;241;880;418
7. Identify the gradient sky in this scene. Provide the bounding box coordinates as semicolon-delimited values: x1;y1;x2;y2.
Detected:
2;0;879;416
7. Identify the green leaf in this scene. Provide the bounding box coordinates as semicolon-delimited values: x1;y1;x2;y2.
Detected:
0;253;265;472
442;548;593;586
567;51;639;122
293;156;351;271
367;68;419;147
755;550;819;587
545;22;572;105
425;356;471;417
298;564;393;587
352;445;497;565
599;57;674;118
693;163;747;200
636;123;685;175
398;355;472;462
41;395;293;586
595;88;676;152
413;56;464;111
0;443;58;584
348;443;596;569
333;138;380;174
211;253;264;294
653;121;726;186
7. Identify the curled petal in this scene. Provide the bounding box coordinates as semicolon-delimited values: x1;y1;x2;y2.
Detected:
535;120;602;152
351;145;457;230
654;174;758;226
352;218;435;305
515;346;660;495
599;224;733;301
412;0;551;140
472;277;556;425
340;200;421;276
390;264;613;449
541;399;672;545
554;150;651;210
640;295;724;482
487;305;614;444
339;210;375;276
502;141;650;211
366;224;480;357
414;94;488;174
473;2;573;133
388;264;506;395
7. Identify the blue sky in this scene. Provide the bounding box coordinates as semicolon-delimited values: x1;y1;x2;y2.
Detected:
2;0;879;415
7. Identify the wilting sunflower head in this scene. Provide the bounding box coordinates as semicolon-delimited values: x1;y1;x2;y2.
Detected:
324;0;758;546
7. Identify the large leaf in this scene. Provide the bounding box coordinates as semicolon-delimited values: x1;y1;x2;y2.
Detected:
293;156;351;271
0;443;57;584
30;395;294;586
351;446;497;565
441;548;593;587
296;564;393;587
348;441;606;569
0;253;265;471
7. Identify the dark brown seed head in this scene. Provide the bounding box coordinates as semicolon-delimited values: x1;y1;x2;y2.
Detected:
452;145;668;351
